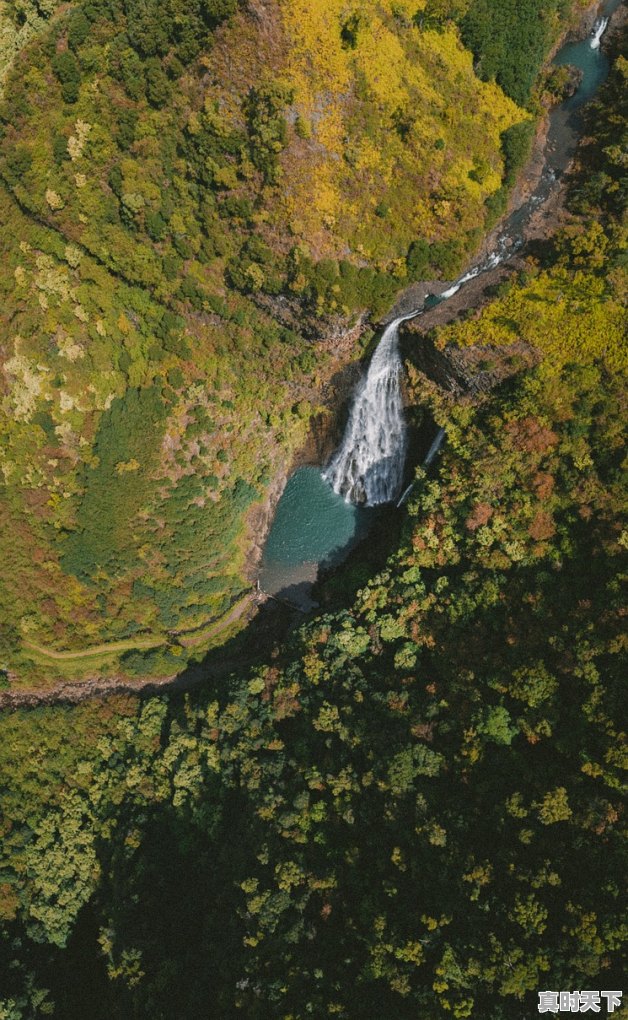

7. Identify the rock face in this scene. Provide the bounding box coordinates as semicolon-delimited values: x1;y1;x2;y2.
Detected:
242;327;365;585
567;3;603;41
381;282;445;324
400;325;540;398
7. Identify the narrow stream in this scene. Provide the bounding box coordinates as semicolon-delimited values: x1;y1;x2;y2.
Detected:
259;4;620;607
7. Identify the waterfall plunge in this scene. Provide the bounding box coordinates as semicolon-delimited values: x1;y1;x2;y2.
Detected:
323;317;408;505
323;240;515;505
322;243;513;507
590;17;608;49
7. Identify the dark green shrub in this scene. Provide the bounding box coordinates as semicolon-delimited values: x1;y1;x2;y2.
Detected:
406;239;431;280
245;82;293;184
115;108;138;151
484;187;508;226
3;144;32;187
52;51;81;103
68;10;91;51
145;58;171;107
52;133;69;164
501;120;535;185
146;210;168;241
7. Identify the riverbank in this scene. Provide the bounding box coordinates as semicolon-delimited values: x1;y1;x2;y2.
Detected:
389;0;625;333
399;0;625;354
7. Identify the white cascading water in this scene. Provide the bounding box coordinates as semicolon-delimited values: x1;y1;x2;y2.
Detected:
323;242;511;506
322;316;409;505
396;427;446;508
590;16;608;49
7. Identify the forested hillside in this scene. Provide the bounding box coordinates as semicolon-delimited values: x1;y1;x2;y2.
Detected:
0;0;587;685
0;39;625;1018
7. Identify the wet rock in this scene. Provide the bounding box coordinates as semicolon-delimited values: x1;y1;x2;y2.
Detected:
381;281;444;324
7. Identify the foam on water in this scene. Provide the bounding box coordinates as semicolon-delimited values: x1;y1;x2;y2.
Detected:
590;17;608;49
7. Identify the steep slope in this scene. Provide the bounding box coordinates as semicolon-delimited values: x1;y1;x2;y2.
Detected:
0;0;538;684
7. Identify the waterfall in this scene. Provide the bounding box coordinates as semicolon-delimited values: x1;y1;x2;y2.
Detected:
423;426;446;468
323;316;409;505
590;16;608;49
319;0;616;511
322;240;514;506
322;242;515;506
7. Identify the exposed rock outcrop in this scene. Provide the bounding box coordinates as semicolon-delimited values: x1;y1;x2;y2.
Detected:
400;330;540;398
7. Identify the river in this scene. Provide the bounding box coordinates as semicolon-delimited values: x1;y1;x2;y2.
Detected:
258;2;621;608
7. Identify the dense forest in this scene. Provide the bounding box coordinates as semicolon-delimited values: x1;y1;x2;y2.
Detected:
0;7;626;1014
0;0;593;685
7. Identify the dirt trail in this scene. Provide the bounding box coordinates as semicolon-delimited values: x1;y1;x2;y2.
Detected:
2;595;257;711
22;594;254;661
177;595;255;647
24;636;165;661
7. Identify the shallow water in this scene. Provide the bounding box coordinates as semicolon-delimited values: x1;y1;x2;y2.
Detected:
545;0;622;176
554;1;619;109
